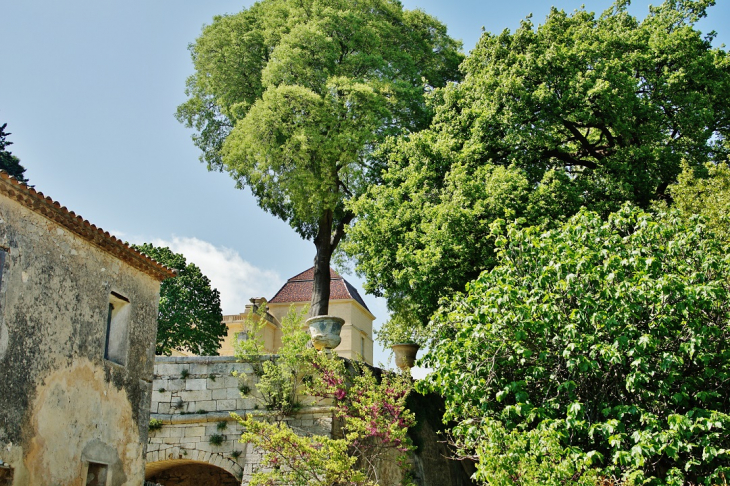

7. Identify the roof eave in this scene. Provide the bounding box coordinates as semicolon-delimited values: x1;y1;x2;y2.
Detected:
0;172;176;281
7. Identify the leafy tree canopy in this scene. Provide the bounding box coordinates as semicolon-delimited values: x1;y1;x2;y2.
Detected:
132;243;225;356
346;0;730;324
176;0;463;315
0;123;29;183
669;161;730;242
418;205;730;485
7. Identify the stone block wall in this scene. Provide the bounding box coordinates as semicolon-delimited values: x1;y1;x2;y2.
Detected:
147;356;334;484
151;358;257;415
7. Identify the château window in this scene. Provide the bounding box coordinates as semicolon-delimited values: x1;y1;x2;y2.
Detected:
104;291;130;366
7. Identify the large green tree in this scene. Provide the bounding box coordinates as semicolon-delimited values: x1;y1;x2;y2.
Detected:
177;0;463;316
419;206;730;485
133;244;225;356
0;123;29;184
346;0;730;325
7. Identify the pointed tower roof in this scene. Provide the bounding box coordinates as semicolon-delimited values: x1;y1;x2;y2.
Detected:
269;266;371;312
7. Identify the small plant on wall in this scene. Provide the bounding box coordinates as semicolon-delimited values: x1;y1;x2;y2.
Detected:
148;418;163;432
234;306;311;415
209;434;224;446
180;368;190;379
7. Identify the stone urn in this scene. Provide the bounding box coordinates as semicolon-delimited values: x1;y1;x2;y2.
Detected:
306;315;345;351
391;343;420;371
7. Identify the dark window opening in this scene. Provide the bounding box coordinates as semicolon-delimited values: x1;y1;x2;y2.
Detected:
0;249;6;287
0;464;13;486
104;291;131;366
104;303;113;360
85;462;108;486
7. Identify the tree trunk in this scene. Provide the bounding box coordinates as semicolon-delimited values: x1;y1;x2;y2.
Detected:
310;209;334;316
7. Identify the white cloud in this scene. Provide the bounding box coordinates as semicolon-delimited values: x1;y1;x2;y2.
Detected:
151;236;283;315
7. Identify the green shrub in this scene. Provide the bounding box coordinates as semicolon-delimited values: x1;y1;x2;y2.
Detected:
421;206;730;485
234;306;311;415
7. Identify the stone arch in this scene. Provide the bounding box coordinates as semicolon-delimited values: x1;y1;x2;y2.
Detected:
145;451;242;484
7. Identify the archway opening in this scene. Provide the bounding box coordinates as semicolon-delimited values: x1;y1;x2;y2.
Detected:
146;460;239;486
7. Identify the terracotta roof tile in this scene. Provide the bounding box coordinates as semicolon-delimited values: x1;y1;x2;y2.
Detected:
269;266;370;312
0;171;176;281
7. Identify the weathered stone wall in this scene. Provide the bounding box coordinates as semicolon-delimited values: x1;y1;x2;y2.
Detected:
0;193;162;486
147;357;333;484
151;357;257;415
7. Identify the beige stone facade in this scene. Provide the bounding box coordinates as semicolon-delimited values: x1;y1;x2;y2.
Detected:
217;268;375;364
218;299;282;357
267;298;374;363
0;173;173;486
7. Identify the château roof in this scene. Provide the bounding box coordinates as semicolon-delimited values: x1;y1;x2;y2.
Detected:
269;266;370;312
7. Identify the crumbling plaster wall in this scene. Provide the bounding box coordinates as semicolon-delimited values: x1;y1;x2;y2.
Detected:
0;195;161;486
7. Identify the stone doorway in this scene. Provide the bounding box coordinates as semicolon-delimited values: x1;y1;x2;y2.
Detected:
146;460;240;486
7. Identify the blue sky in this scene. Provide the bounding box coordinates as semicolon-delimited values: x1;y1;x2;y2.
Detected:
1;0;728;367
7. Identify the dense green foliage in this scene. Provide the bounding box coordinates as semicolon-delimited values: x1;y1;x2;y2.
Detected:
0;123;28;183
177;0;462;315
669;161;730;242
346;0;730;324
132;243;225;356
418;206;730;485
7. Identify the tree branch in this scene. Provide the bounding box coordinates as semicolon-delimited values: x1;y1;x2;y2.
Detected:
562;120;605;161
331;211;355;249
542;149;598;170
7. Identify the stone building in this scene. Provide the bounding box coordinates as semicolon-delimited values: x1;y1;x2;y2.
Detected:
219;267;375;364
0;172;174;485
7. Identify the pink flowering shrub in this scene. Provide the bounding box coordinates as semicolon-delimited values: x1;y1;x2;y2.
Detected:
237;347;416;486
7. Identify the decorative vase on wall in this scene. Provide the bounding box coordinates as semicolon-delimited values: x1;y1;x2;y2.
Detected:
306;315;345;351
391;343;420;371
